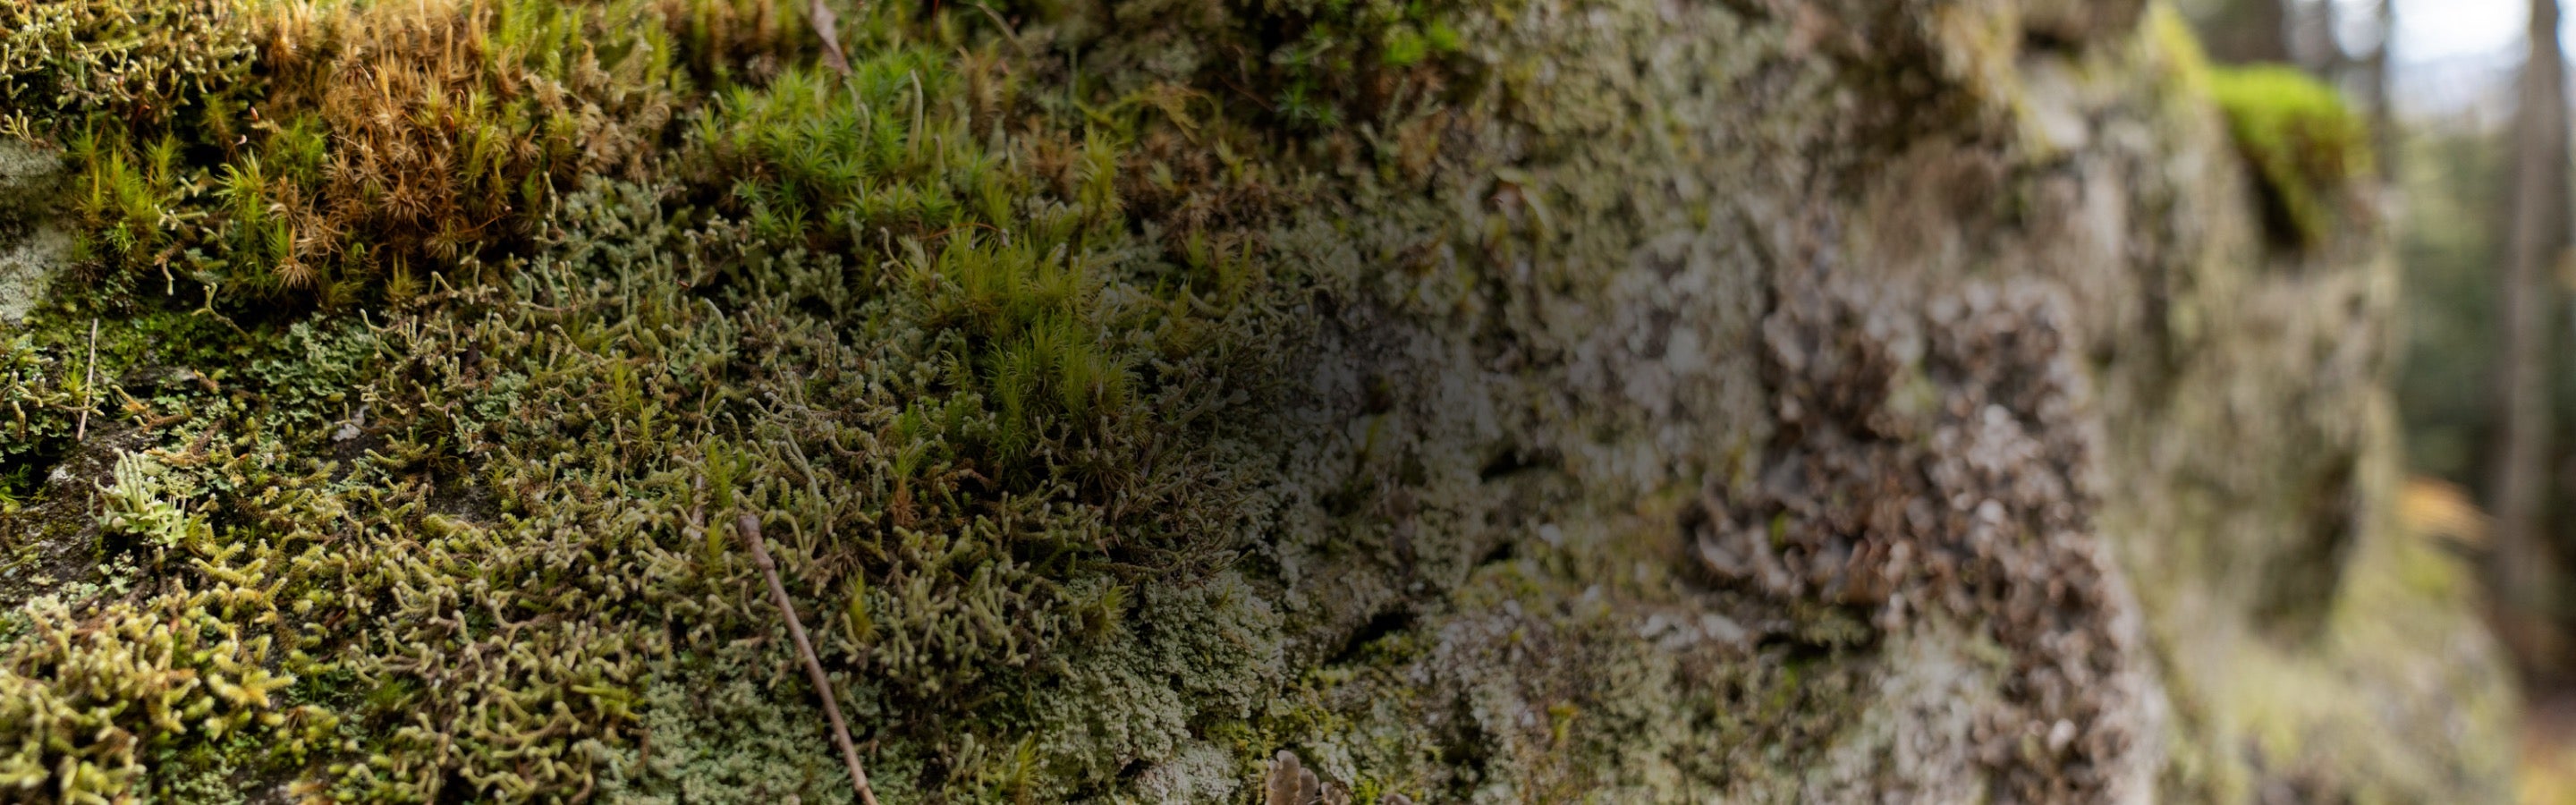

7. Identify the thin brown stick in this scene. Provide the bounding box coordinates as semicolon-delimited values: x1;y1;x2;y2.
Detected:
75;318;97;441
967;3;1026;55
737;513;880;805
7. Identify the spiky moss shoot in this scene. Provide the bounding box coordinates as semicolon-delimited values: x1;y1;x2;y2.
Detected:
2209;65;2374;250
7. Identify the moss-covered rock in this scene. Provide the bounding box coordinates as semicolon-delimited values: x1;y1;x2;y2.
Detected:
0;0;2509;802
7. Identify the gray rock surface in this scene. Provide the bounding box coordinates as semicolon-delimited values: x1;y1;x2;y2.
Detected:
0;140;65;326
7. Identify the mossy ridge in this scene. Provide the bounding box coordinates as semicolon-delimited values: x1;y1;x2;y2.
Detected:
2207;64;2373;250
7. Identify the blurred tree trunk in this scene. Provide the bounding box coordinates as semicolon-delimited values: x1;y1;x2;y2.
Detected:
2203;0;2292;64
2495;0;2570;675
2366;0;2394;170
2293;0;2341;74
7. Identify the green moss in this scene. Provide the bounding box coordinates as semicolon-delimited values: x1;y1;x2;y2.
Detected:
1380;22;1464;67
2209;65;2374;250
0;0;1318;786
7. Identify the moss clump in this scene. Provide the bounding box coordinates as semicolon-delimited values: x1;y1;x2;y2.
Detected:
5;0;777;309
2209;65;2374;250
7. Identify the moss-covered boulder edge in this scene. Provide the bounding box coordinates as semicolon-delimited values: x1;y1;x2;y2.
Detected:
0;0;2511;802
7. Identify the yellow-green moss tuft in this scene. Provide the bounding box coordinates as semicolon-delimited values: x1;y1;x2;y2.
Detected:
2209;65;2374;250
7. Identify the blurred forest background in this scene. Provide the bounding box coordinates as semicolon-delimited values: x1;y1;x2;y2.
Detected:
2182;0;2576;799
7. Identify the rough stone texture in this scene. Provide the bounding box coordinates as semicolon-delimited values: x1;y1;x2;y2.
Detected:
0;140;65;326
1223;1;2509;801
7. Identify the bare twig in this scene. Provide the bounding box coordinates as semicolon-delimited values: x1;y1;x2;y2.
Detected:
968;3;1025;55
75;318;97;441
737;513;880;805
